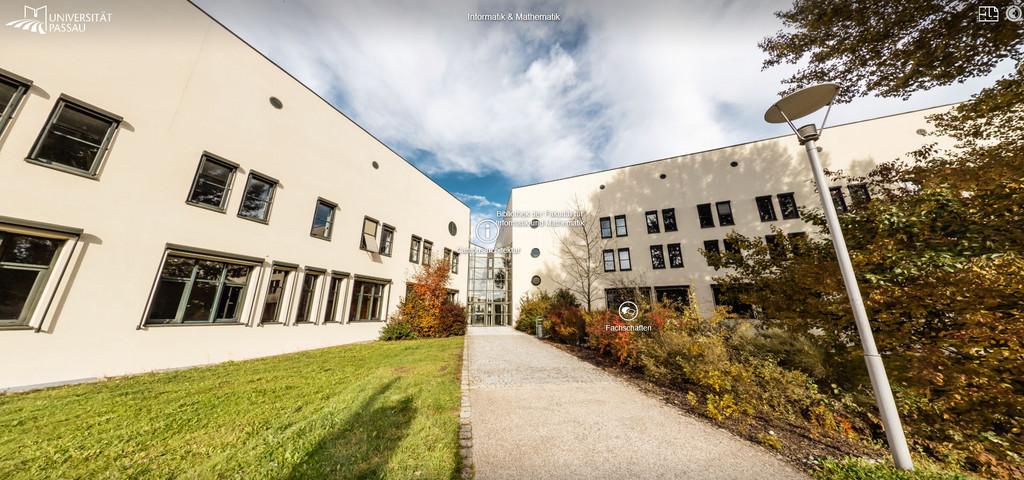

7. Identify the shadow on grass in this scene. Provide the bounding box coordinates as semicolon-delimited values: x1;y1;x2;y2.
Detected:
285;380;417;479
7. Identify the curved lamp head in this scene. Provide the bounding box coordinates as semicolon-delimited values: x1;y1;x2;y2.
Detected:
764;83;840;144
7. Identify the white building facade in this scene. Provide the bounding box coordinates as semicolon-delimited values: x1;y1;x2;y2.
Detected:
0;1;469;391
503;106;952;321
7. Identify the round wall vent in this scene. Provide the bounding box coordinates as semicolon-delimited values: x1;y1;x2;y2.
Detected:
269;97;283;109
599;184;606;190
659;173;667;179
530;248;540;258
372;161;380;169
448;221;457;236
530;275;542;286
729;161;739;167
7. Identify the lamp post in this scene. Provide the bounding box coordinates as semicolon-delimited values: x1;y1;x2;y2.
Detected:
764;83;914;470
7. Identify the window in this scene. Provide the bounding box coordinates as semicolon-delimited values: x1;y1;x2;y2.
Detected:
755;196;777;222
667;243;683;268
697;203;715;228
599;217;612;238
187;155;236;211
603;249;615;272
311;199;336;240
605;287;651;309
703;239;721;267
446;290;458;303
645;211;660;234
237;173;277;222
788;232;808;256
662;208;678;232
829;186;848;213
765;234;785;259
379;224;395;256
777;192;799;219
711;284;754;317
28;98;119;176
614;215;628;236
294;272;321;323
409;235;422;263
654;286;690;308
260;266;293;324
0;231;63;326
359;217;379;250
715;201;734;226
723;238;742;256
0;74;29;136
443;248;452;270
323;276;345;323
617;248;632;271
350;280;386;321
848;183;871;206
422;240;433;265
650;245;666;269
146;253;253;325
451;252;460;274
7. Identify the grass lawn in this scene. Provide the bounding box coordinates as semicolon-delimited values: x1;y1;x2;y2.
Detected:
0;337;464;479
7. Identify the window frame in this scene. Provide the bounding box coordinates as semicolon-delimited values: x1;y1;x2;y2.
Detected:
421;240;433;265
599;216;612;239
829;186;849;213
777;192;799;219
848;183;871;207
696;203;715;228
259;264;296;325
322;274;347;323
645;210;660;234
654;285;690;307
143;250;256;326
409;235;422;263
614;214;628;237
0;71;30;137
661;208;678;232
649;244;666;269
602;249;615;272
27;96;121;178
715;201;734;226
755;195;777;222
310;198;337;240
379;223;395;256
451;251;460;274
349;278;388;322
617;248;632;271
666;243;684;268
185;153;238;213
293;270;322;324
236;171;278;224
0;227;71;328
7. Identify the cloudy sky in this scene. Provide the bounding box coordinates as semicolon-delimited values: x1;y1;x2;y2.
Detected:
193;0;1007;236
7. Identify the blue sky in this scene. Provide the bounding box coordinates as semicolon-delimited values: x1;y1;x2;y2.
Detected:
194;0;1011;241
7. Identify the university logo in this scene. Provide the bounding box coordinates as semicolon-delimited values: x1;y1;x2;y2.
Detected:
6;5;47;35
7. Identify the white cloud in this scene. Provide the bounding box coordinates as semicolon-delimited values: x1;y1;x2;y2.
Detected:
454;192;505;210
196;0;1008;186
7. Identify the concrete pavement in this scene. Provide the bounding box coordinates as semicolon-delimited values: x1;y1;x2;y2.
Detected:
465;326;807;480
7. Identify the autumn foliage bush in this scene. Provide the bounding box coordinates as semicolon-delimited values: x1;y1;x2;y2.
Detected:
382;260;465;340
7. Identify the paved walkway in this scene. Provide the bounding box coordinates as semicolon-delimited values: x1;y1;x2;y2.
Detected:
465;326;807;480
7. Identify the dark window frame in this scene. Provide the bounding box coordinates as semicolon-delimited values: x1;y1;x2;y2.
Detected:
848;183;872;206
777;192;799;219
649;244;666;269
715;201;735;226
829;186;849;213
144;252;254;326
0;72;30;137
409;235;422;263
26;96;121;178
666;243;684;268
755;195;777;222
310;198;337;240
0;229;65;327
451;252;460;274
602;249;615;272
422;240;433;265
617;248;632;271
260;265;295;325
236;171;278;223
349;279;387;322
379;223;395;256
645;210;660;234
599;217;612;239
697;203;715;228
322;275;346;323
661;208;678;232
293;271;322;324
185;153;238;213
614;214;628;237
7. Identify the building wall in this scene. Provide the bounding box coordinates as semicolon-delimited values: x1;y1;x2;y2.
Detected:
505;106;953;322
0;1;469;390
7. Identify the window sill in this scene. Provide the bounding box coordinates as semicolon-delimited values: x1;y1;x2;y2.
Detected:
25;157;100;180
348;319;384;323
186;200;229;214
143;322;245;328
0;325;35;331
310;234;332;242
237;213;270;225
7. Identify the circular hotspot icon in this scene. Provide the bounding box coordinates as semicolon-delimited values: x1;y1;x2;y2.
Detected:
617;301;639;321
1008;5;1023;22
474;219;499;243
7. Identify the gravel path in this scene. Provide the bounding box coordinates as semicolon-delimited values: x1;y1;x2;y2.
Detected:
466;326;808;480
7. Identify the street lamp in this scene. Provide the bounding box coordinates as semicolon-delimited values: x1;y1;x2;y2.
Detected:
764;83;914;471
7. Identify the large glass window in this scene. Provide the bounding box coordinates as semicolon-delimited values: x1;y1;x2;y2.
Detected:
294;272;321;323
715;201;735;226
238;173;277;222
379;224;395;256
29;99;119;176
655;286;690;307
696;203;715;228
617;248;632;271
350;280;386;321
599;217;612;238
645;211;660;234
667;243;684;268
603;249;615;272
662;208;678;232
323;276;345;323
146;254;253;325
0;75;28;136
0;231;63;326
649;245;665;269
777;192;799;219
711;284;754;317
311;199;336;239
360;217;379;251
614;215;628;236
187;155;236;211
260;267;293;324
409;235;422;263
755;196;777;222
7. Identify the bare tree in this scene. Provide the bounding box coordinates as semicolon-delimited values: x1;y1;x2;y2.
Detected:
554;196;604;313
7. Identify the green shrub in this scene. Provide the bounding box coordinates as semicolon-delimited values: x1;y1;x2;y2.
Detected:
812;457;971;480
379;318;417;341
515;291;552;333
